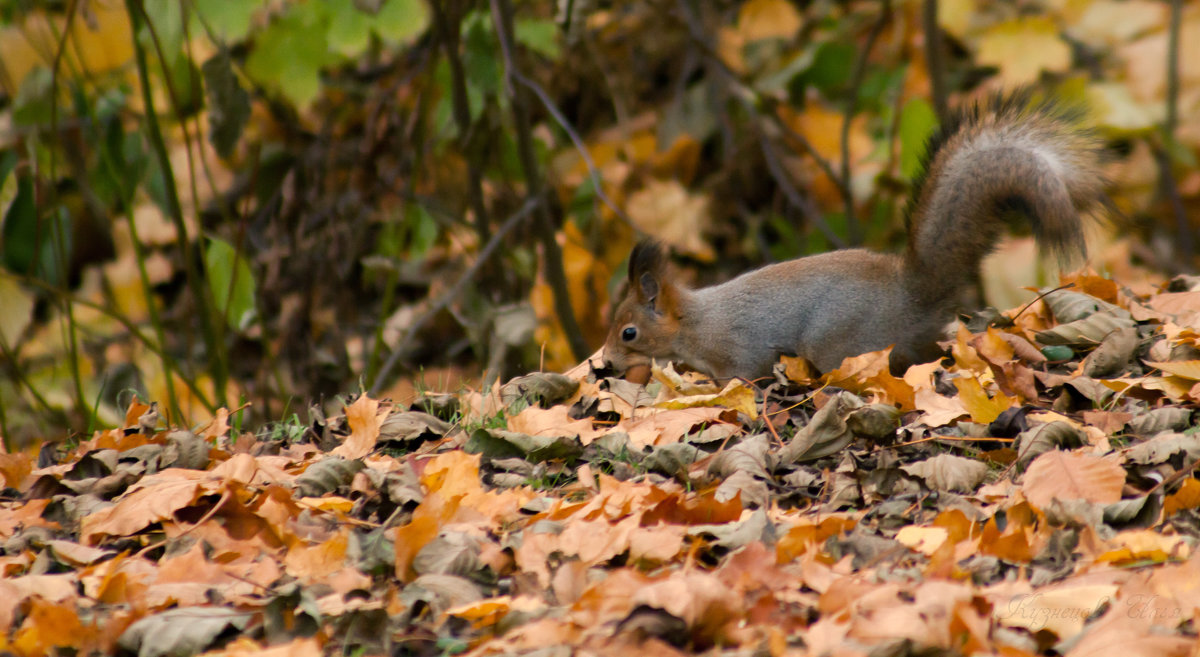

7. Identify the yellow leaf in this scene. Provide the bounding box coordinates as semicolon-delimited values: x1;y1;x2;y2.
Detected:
952;376;1012;424
446;596;512;628
895;526;949;556
297;496;355;513
1146;360;1200;380
655;378;758;419
737;0;801;42
937;0;977;41
1165;477;1200;516
1097;530;1190;564
976;17;1071;85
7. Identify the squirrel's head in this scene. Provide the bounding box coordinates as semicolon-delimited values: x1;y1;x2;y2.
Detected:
603;241;681;384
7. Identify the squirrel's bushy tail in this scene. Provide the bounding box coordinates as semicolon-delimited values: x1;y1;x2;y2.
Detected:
903;91;1108;303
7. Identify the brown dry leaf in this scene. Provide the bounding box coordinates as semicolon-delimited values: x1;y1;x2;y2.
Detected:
201;637;324;657
914;388;969;427
284;529;351;581
626;179;714;261
1164;477;1200;515
1063;606;1193;657
9;597;97;657
507;404;605;445
79;472;210;544
902;454;988;494
332;395;385;459
1022;451;1125;509
736;0;801;42
621;407;728;448
630;571;742;643
825;349;916;409
0;452;32;490
420;450;484;499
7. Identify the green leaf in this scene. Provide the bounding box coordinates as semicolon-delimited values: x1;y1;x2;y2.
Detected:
190;0;259;43
371;0;430;45
0;176;68;286
12;67;54;127
898;97;938;180
202;51;250;159
142;1;184;69
205;236;258;331
244;3;340;107
806;41;855;96
325;0;377;57
408;204;438;258
515;18;559;59
462;12;502;99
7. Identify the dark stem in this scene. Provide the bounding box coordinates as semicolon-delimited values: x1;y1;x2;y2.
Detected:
489;0;590;362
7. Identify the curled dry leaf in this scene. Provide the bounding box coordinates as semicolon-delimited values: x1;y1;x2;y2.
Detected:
1013;421;1086;470
499;372;580;408
117;607;255;657
777;394;856;464
295;456;365;498
1042;289;1131;323
901;454;989;494
1082;326;1140;378
1036;313;1137;347
1126;406;1194;437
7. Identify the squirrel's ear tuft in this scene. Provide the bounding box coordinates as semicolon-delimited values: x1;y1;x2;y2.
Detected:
628;240;666;307
629;241;665;281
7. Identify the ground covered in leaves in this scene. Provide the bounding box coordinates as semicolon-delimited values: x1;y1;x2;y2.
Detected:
4;274;1200;657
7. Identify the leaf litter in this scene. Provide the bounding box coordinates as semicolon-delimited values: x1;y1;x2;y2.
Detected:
3;276;1200;655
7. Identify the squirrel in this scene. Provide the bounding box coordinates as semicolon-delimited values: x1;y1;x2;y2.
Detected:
603;92;1109;381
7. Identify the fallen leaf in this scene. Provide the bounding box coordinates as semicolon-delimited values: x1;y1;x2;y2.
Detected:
1022;451;1125;509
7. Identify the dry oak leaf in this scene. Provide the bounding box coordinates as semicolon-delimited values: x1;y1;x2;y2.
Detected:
1022;451;1125;510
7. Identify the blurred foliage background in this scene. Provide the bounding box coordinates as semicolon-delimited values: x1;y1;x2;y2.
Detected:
0;0;1196;445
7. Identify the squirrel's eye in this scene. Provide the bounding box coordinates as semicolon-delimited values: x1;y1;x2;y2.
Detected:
621;326;638;342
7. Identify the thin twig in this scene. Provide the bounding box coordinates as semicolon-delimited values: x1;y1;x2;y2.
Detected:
126;0;226;414
431;0;493;244
1160;0;1191;266
490;0;590;362
840;0;892;244
922;0;948;121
